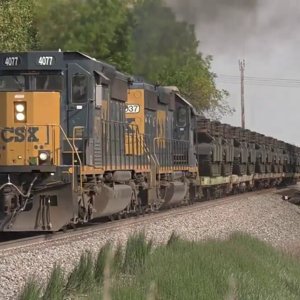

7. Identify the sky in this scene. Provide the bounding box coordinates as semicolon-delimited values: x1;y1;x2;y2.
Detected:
165;0;300;145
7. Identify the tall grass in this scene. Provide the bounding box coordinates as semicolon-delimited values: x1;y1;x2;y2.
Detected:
167;231;180;247
112;243;123;274
122;232;152;274
113;232;300;300
19;232;300;300
42;265;65;300
18;278;40;300
94;242;111;284
102;250;113;300
65;251;94;295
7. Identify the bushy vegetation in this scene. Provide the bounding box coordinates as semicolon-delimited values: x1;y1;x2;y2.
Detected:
0;0;230;117
0;0;38;51
19;232;300;300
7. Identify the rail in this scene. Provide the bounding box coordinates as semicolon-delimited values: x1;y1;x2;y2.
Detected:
153;137;190;172
101;119;152;170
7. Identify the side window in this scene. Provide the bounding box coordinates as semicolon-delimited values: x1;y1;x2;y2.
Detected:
176;107;187;127
72;74;87;103
103;86;109;101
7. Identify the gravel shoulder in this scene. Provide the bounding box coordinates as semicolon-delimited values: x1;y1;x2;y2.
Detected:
1;189;300;299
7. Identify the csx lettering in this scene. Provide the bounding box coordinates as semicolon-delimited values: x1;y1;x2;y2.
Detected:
0;127;39;143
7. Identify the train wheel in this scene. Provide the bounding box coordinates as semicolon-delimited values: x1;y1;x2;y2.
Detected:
62;225;68;233
109;215;115;221
205;189;211;201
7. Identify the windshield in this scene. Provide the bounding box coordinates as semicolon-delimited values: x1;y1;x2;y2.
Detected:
0;74;63;92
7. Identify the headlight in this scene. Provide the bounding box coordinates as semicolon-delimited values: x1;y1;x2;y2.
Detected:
39;152;48;161
16;113;25;121
15;103;25;112
14;102;26;122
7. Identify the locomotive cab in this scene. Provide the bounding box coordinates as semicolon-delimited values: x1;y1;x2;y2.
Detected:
0;51;134;231
0;52;72;231
0;52;63;168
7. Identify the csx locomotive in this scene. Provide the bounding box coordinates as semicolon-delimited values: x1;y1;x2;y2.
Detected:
0;51;298;231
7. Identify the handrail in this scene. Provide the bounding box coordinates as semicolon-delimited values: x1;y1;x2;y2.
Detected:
102;119;156;170
72;126;84;192
153;137;190;171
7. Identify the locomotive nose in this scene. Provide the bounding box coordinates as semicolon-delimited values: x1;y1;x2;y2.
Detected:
0;91;61;167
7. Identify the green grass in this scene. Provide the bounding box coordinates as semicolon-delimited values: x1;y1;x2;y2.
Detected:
65;251;94;295
42;265;65;300
122;232;152;274
19;232;300;300
95;242;112;284
18;278;41;300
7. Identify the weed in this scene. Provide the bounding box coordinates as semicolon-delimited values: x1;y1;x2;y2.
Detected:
102;250;113;300
42;264;65;300
19;232;300;300
112;243;123;275
167;231;180;247
122;232;151;274
18;278;41;300
94;242;111;284
65;251;94;295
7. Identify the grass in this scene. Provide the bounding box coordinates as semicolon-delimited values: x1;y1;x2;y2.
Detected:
65;251;94;295
19;278;41;300
42;265;65;300
19;232;300;300
95;242;111;284
122;232;152;274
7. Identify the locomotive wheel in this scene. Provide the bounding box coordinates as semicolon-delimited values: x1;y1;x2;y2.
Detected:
109;215;115;221
205;189;211;201
137;204;145;217
62;225;68;233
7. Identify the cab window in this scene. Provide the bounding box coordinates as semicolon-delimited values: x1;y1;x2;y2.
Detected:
72;74;87;103
176;107;187;127
0;75;24;91
0;74;63;91
35;75;63;90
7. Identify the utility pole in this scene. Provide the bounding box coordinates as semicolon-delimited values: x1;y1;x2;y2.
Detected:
239;59;246;129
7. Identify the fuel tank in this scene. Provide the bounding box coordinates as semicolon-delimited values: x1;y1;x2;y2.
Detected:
160;181;188;208
94;183;132;217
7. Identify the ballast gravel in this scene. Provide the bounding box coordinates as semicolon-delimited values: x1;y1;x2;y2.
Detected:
0;191;300;299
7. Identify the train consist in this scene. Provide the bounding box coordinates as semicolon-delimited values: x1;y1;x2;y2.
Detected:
0;51;298;231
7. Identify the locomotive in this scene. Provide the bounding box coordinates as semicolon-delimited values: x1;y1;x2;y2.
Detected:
0;51;298;232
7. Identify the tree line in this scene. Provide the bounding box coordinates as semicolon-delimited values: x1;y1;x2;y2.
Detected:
0;0;231;117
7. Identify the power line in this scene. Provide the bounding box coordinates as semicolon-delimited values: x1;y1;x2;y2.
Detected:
217;74;300;88
218;74;300;82
217;80;300;88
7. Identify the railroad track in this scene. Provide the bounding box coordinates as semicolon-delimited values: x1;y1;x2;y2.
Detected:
0;186;295;253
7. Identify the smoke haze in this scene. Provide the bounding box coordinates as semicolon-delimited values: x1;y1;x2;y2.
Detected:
165;0;300;145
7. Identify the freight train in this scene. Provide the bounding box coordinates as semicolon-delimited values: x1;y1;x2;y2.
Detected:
0;51;298;231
